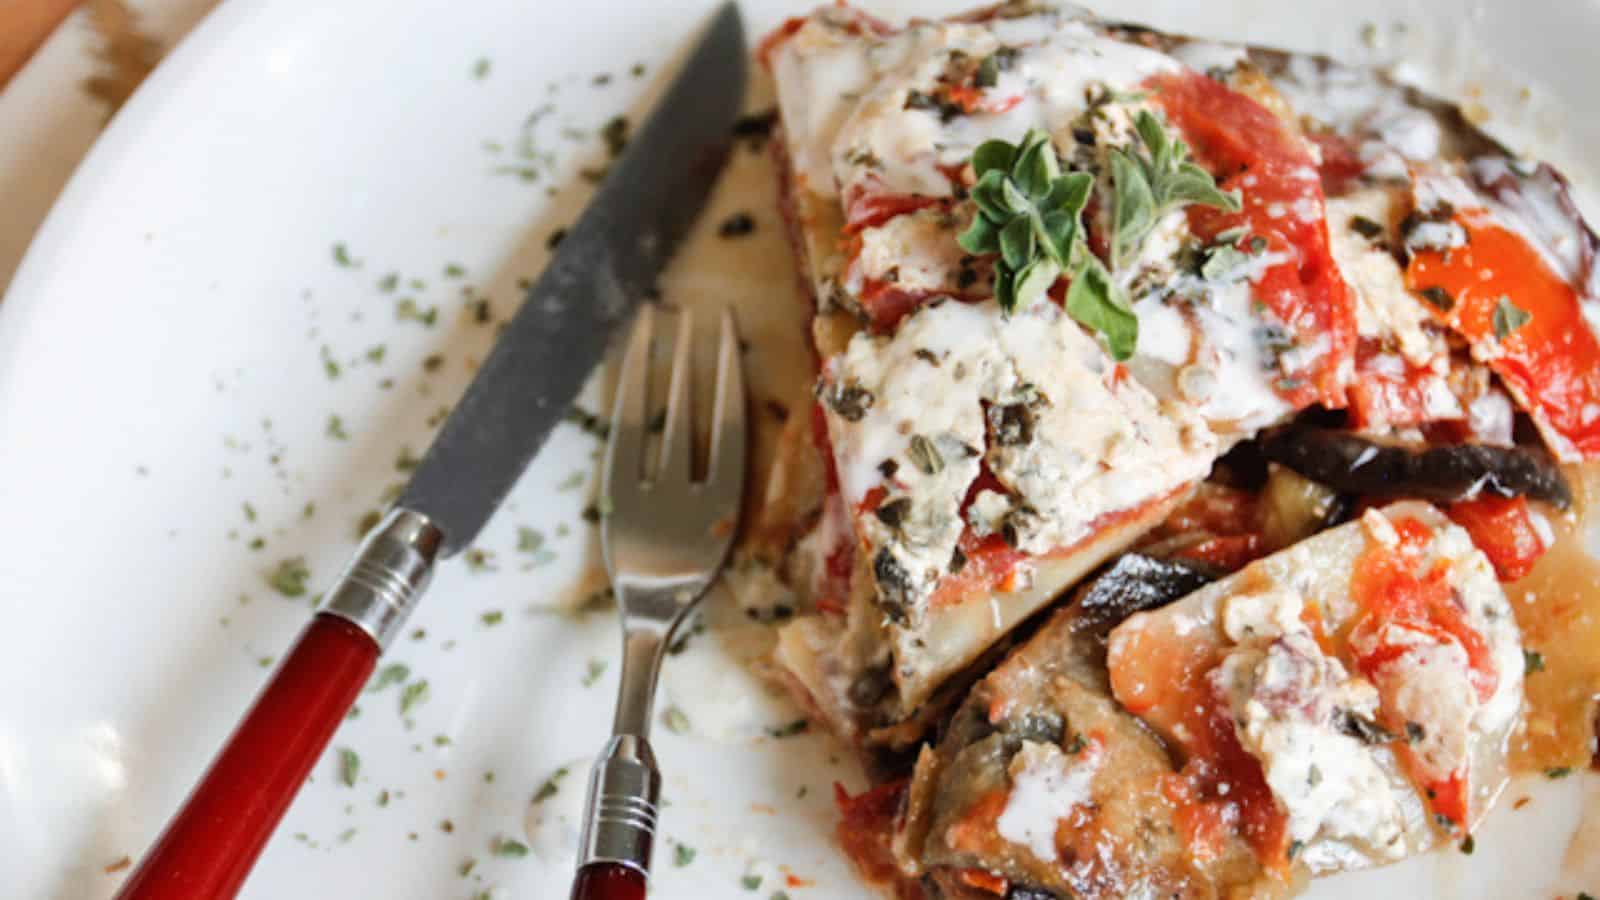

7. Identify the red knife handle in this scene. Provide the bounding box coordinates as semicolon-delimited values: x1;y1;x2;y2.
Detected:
571;863;647;900
113;613;377;900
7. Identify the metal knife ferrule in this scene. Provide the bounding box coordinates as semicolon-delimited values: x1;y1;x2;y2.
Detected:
318;508;444;649
577;734;661;876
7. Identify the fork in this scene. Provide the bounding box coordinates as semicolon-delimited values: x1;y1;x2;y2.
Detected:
570;305;747;900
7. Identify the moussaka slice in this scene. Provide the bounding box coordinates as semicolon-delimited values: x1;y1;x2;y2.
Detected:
881;503;1521;899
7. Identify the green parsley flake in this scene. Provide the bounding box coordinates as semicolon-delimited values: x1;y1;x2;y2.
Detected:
320;345;342;379
368;663;410;693
332;242;359;267
582;658;607;687
662;706;691;734
337;747;360;786
674;844;696;866
377;272;399;292
444;263;467;279
399;679;431;716
465;548;495;572
242;502;257;522
1493;296;1532;340
741;874;762;890
1524;649;1546;674
534;766;569;803
365;344;387;364
472;58;491;80
267;557;310;597
492;836;530;858
517;527;545;553
481;610;504;627
766;719;808;738
326;415;348;440
1546;767;1574;779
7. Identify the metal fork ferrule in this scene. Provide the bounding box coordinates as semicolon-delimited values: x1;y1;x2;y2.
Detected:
318;507;444;649
577;734;662;875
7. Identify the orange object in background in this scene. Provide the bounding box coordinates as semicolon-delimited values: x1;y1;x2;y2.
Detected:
0;0;80;87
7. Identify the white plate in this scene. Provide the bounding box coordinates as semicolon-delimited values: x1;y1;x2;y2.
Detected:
2;1;1597;898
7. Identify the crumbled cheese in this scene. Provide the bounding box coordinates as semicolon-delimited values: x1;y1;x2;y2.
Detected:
966;489;1011;538
1212;631;1409;858
1351;623;1477;782
1328;190;1445;368
848;208;973;297
1220;588;1307;643
1360;507;1401;548
995;739;1101;863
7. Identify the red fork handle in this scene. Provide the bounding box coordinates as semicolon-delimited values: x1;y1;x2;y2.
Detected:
114;613;378;900
571;863;647;900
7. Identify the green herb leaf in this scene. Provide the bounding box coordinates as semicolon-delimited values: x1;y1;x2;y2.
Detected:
1546;766;1574;779
480;610;504;627
367;663;410;693
399;679;430;716
582;658;607;687
1524;649;1546;674
957;214;1000;255
492;836;530;858
337;747;360;787
674;844;696;866
741;874;763;890
1493;296;1532;340
662;706;691;734
267;557;310;598
1110;109;1239;269
1066;260;1138;361
971;139;1018;178
533;766;569;803
999;215;1036;271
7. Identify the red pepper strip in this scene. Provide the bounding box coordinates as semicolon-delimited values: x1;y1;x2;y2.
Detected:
1406;211;1600;461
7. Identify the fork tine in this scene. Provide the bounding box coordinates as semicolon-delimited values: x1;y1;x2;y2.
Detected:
706;307;747;496
605;305;654;493
657;310;696;483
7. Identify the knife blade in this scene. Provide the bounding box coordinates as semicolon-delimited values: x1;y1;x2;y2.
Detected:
402;0;746;555
111;9;747;899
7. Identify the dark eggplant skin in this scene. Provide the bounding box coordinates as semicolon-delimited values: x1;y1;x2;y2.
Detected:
1260;425;1572;509
1074;553;1215;635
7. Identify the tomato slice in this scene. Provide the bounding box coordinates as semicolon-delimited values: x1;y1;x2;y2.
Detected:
1405;211;1600;460
1149;70;1356;411
1445;493;1548;582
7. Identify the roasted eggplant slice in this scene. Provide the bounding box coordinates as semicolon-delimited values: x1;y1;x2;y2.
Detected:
1073;553;1214;636
1260;424;1571;508
897;585;1263;900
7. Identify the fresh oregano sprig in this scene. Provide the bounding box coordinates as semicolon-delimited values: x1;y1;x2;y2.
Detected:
1109;109;1241;270
957;128;1138;360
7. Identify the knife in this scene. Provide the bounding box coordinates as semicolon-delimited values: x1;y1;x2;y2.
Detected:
113;6;746;898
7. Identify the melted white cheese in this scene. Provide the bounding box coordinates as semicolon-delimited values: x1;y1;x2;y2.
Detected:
996;739;1101;863
827;15;1180;203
